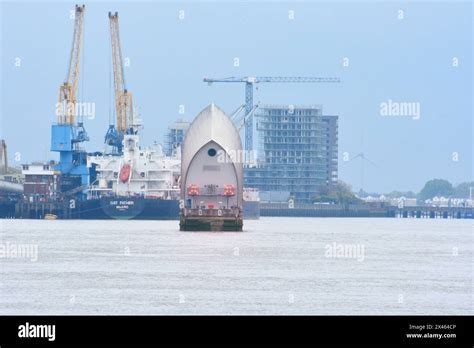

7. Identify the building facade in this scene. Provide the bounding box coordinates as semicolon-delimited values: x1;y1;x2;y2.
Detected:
244;105;338;203
21;162;60;202
164;119;190;156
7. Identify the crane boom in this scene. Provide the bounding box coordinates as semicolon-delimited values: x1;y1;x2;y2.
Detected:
109;11;133;134
204;76;340;84
58;4;85;125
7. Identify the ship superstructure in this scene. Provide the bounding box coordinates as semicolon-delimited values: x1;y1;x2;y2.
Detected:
87;136;181;200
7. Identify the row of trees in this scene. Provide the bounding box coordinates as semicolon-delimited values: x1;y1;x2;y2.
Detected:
312;181;361;207
418;179;473;201
311;179;473;204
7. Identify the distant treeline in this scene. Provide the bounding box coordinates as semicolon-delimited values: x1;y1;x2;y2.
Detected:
356;179;473;201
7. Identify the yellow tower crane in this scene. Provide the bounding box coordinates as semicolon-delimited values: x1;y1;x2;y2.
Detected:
104;11;135;154
57;4;85;125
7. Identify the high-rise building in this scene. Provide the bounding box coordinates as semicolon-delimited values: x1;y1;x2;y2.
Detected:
244;105;338;203
164;119;190;156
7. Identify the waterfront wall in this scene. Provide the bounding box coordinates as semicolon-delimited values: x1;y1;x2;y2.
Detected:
3;201;473;220
260;203;473;219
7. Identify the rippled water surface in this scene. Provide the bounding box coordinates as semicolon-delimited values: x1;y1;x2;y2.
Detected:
0;218;472;314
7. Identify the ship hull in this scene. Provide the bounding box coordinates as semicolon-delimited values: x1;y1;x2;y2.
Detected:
7;197;259;220
80;197;259;221
0;201;16;218
79;197;180;220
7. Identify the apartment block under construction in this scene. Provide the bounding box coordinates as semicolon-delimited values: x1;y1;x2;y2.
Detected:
244;105;338;203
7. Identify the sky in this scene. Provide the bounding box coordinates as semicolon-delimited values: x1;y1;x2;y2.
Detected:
0;0;472;193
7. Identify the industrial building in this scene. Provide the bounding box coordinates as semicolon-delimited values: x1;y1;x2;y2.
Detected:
244;105;338;204
164;119;190;156
21;162;59;202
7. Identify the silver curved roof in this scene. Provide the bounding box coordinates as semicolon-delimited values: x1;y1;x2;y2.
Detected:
181;103;243;197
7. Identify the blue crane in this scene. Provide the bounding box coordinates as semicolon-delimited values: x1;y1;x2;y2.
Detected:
203;76;340;151
51;4;90;198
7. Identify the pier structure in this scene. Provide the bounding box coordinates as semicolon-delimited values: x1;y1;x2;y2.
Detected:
391;206;473;219
259;202;473;219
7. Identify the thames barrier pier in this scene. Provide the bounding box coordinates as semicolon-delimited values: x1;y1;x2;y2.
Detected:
180;104;243;231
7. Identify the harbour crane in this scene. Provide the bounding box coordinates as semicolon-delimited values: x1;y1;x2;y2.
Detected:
105;11;136;155
51;4;90;193
57;4;86;127
203;76;340;151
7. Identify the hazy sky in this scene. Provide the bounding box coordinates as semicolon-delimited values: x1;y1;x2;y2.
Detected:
1;0;472;193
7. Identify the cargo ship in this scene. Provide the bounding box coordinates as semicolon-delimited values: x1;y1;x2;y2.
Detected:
84;133;181;220
78;196;180;220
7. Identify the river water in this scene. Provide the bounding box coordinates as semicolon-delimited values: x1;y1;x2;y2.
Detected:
0;218;472;315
